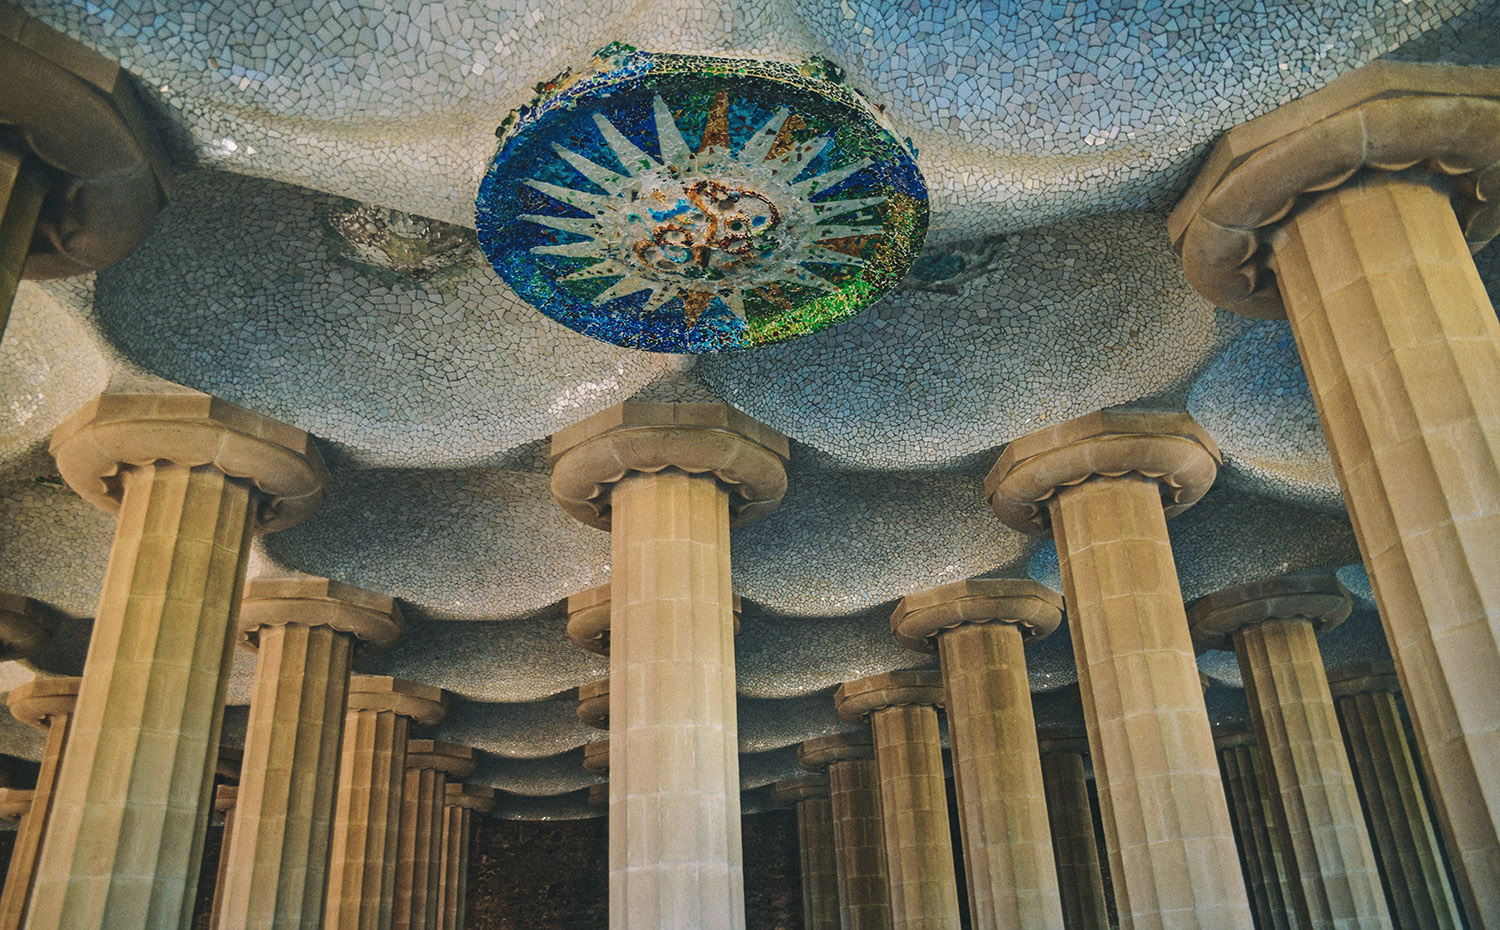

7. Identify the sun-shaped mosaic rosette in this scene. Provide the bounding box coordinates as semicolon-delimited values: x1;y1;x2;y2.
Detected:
476;50;929;353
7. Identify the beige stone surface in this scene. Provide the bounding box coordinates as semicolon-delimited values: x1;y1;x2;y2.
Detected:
393;741;474;930
209;784;239;930
0;677;77;930
583;738;609;775
325;676;445;930
567;583;741;656
576;678;609;731
772;775;839;930
1329;665;1463;930
1215;733;1301;930
438;783;494;930
1038;742;1110;930
799;733;892;930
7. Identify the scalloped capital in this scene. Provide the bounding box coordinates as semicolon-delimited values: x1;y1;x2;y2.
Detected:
49;392;329;534
576;679;609;731
1036;727;1089;756
0;593;52;663
566;582;742;655
550;401;789;531
985;408;1220;536
405;739;476;779
0;788;32;822
444;782;496;812
1187;574;1352;652
7;676;80;729
1327;661;1403;700
770;774;829;806
582;739;610;775
891;577;1063;653
835;669;945;724
239;575;403;656
797;731;874;770
347;675;446;726
1168;61;1500;319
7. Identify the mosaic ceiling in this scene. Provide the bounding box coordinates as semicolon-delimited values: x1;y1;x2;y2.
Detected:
0;0;1497;818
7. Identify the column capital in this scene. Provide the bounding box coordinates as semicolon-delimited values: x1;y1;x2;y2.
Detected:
0;788;32;822
49;393;329;534
7;676;80;729
239;575;403;655
1212;728;1257;751
583;738;609;775
214;784;237;815
0;4;171;280
835;669;945;724
444;782;495;813
0;593;52;662
347;675;446;726
1036;727;1090;756
1327;661;1402;699
798;731;874;770
576;678;609;731
588;783;608;809
770;774;829;805
1168;60;1500;319
565;583;740;655
405;740;476;779
1187;574;1353;652
984;408;1220;536
891;577;1063;652
217;746;243;782
549;401;789;531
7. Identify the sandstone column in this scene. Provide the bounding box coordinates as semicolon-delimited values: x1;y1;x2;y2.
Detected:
550;402;788;930
1038;731;1110;930
836;670;961;930
986;409;1253;930
0;5;169;330
209;784;239;930
438;783;495;930
1329;663;1464;930
893;579;1065;930
1169;63;1500;925
324;675;446;930
0;676;78;930
219;577;403;930
30;393;326;930
800;733;892;930
1189;576;1389;929
393;741;475;930
1214;731;1300;930
771;775;840;930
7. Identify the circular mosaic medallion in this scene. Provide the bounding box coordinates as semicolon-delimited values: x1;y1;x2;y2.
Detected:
476;48;928;353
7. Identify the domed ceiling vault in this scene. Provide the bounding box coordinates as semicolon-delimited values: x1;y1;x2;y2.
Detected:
0;0;1496;818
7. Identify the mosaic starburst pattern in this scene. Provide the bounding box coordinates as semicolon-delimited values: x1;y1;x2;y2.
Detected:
476;49;928;352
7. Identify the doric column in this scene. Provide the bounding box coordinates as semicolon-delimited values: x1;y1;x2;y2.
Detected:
1169;62;1500;925
893;579;1065;930
0;5;169;331
986;409;1253;930
566;583;742;657
0;676;77;930
799;733;892;930
1328;663;1464;930
393;741;475;930
836;670;961;930
324;676;446;930
1189;576;1389;929
31;393;327;930
1037;730;1110;930
1214;731;1301;930
438;783;495;930
771;775;840;930
209;784;239;930
550;401;788;930
219;577;403;930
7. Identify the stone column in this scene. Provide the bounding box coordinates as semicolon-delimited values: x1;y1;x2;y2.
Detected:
799;733;893;930
393;741;475;930
0;5;169;330
219;577;403;930
30;393;327;930
986;409;1253;930
438;783;495;930
836;670;961;930
1169;62;1500;926
1214;731;1301;930
0;676;77;930
893;579;1065;930
1189;576;1390;929
324;676;446;930
1037;731;1110;930
209;784;239;930
1328;663;1464;930
771;775;840;930
550;402;788;930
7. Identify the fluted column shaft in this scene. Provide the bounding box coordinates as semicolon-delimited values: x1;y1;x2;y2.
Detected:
0;686;75;930
1040;750;1110;930
869;704;961;930
938;622;1062;930
795;795;840;930
609;470;742;930
1333;683;1463;929
1217;739;1299;930
325;706;408;930
826;757;892;930
394;766;444;930
438;803;470;930
1235;620;1389;928
27;462;253;930
209;785;239;930
1270;172;1500;922
1050;475;1251;930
